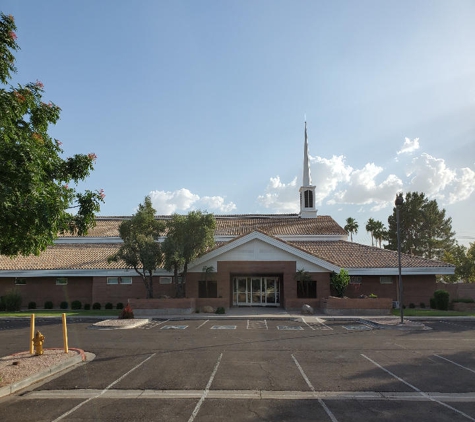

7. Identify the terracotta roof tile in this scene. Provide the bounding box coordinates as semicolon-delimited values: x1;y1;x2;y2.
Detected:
288;241;454;269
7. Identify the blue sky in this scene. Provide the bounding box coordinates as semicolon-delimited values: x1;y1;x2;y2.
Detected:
4;0;475;247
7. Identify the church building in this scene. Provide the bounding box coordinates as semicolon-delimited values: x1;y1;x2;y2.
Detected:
0;124;455;312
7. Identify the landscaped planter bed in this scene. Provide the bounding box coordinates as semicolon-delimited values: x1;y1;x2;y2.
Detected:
321;297;393;316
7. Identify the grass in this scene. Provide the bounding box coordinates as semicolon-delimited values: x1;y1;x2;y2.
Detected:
391;309;475;317
0;309;121;318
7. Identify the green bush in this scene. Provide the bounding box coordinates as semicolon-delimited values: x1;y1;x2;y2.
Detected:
71;300;82;310
215;306;225;314
105;302;113;309
369;293;377;298
116;302;124;310
60;301;69;310
420;302;426;308
330;269;350;298
28;301;36;309
433;289;450;311
0;297;5;311
429;298;436;309
2;289;22;311
84;303;91;310
92;302;101;310
44;301;54;309
409;303;415;308
452;298;475;303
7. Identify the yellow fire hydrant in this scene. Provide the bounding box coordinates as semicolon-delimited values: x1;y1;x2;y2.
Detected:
33;331;45;356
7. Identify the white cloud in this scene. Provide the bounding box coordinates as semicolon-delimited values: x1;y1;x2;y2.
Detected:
310;155;353;203
257;176;299;213
397;137;420;155
447;168;475;204
148;188;235;214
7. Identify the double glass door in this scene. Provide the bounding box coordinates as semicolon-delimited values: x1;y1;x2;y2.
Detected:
233;276;280;306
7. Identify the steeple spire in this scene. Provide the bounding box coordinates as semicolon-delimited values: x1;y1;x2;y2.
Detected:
299;121;317;218
303;121;312;186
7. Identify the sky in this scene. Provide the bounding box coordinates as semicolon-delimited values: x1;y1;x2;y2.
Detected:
3;0;475;247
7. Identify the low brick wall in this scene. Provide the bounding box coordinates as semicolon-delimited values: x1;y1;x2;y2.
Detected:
128;298;196;316
284;298;320;312
195;298;228;312
452;302;475;312
321;297;393;316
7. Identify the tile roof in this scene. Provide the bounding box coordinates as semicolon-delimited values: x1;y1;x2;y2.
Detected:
289;240;454;269
60;214;347;238
0;244;125;270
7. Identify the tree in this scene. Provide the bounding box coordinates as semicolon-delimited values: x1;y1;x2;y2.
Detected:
162;211;216;298
344;217;359;242
365;218;378;246
201;265;216;298
372;220;388;248
330;268;350;298
0;13;104;256
386;192;455;259
295;268;312;298
442;242;475;283
108;197;165;298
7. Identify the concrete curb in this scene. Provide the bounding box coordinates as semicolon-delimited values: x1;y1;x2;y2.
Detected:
0;349;95;398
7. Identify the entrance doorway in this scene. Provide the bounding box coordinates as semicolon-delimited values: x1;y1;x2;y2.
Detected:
233;276;280;306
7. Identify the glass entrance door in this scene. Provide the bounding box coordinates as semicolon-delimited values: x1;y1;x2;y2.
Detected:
233;276;280;306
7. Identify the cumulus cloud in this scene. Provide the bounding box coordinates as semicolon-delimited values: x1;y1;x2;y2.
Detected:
148;188;236;214
397;137;420;155
257;176;299;213
256;137;475;214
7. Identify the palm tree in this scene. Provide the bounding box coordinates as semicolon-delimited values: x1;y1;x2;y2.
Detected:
366;218;377;246
372;220;388;248
344;217;359;242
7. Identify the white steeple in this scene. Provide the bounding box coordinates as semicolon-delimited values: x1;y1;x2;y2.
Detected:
299;121;317;218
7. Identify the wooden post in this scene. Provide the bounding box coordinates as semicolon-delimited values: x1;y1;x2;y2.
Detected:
62;313;69;353
30;314;35;354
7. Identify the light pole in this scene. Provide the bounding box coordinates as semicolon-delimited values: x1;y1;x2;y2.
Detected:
395;193;404;324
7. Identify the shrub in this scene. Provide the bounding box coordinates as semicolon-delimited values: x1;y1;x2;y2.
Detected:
84;303;91;310
215;306;225;314
28;301;37;310
60;301;69;309
116;302;124;310
330;269;350;298
71;300;82;310
429;298;436;309
105;302;113;310
409;303;415;308
118;304;134;319
434;289;450;311
452;298;475;303
92;302;101;310
2;289;22;311
368;293;378;298
0;297;5;311
44;301;54;309
420;302;426;308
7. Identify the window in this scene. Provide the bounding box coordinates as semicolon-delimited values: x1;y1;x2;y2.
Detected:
304;190;313;208
380;276;393;284
349;276;362;285
107;277;132;285
199;280;217;298
297;279;317;298
56;277;68;285
14;278;26;285
159;277;173;285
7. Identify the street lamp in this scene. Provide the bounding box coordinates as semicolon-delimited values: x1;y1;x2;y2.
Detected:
395;193;404;324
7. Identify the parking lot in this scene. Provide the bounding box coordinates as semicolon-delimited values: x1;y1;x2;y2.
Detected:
1;317;475;421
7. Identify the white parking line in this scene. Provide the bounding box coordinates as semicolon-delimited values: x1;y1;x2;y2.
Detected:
196;320;209;329
52;353;156;422
434;354;475;375
361;354;475;422
291;354;339;422
187;353;223;422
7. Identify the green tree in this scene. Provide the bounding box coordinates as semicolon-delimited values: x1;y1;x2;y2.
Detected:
162;211;216;298
442;242;475;283
372;220;388;248
344;217;358;242
330;268;350;298
365;218;378;247
386;192;455;259
0;13;104;256
201;265;216;298
295;268;312;298
108;197;165;298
